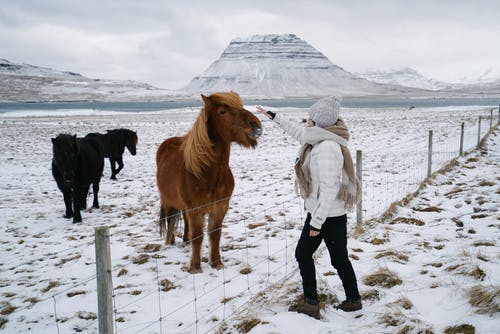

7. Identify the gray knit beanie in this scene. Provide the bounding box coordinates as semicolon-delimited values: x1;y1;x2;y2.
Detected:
308;96;341;128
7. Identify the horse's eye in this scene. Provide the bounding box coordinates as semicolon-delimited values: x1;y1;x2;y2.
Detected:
219;110;226;115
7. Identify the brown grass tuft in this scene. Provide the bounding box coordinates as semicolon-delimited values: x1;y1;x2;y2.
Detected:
468;285;500;314
444;324;475;334
143;244;161;253
132;253;149;264
413;206;443;212
390;217;425;226
77;311;97;320
374;250;409;263
67;290;86;298
240;267;252;275
473;241;495;247
363;269;402;288
0;302;16;315
117;268;128;277
361;289;381;301
235;318;261;333
160;279;176;292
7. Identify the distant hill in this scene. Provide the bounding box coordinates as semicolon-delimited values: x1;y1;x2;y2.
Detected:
355;67;454;91
0;58;184;102
184;34;426;99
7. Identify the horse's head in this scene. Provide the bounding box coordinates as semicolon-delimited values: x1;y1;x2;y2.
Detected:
125;131;138;156
202;92;262;148
51;134;79;184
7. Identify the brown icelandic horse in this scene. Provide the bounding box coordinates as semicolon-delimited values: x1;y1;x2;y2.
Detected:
156;92;262;273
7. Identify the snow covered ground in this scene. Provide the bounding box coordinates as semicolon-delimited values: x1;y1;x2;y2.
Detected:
0;104;498;333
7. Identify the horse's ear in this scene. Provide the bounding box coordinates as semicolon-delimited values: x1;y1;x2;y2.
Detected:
201;94;211;107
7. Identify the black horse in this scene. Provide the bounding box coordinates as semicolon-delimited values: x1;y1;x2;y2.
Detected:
85;129;138;179
51;134;104;223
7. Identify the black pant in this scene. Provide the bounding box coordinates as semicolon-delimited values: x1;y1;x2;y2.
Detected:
295;213;360;301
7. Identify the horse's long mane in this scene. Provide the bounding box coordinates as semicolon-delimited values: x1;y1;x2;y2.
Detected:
183;107;214;178
183;92;243;178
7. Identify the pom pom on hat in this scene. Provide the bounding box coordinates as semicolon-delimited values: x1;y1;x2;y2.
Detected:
308;96;341;128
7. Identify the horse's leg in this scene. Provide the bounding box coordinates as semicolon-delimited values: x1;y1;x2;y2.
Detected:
78;185;89;210
109;158;117;179
72;187;82;223
186;210;205;273
182;211;189;243
61;186;73;218
208;202;229;270
92;181;100;208
115;157;124;176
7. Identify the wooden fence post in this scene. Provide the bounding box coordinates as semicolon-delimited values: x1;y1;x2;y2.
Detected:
459;122;464;156
356;150;363;225
95;226;113;334
477;116;482;147
427;130;433;177
490;109;493;130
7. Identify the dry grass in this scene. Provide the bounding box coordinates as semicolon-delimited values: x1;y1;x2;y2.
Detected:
239;267;252;275
444;324;475;334
374;250;409;263
473;241;495;247
361;289;381;301
363;268;402;288
0;317;7;330
76;311;97;320
117;268;128;277
41;280;60;293
132;253;150;264
66;290;86;298
143;244;161;253
413;206;443;212
0;302;16;315
235;318;261;333
395;297;413;310
160;278;176;292
390;217;425;226
468;285;500;314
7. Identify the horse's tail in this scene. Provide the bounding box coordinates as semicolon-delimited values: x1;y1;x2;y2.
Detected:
159;207;181;237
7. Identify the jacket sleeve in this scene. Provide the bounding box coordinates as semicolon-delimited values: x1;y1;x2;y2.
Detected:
309;141;344;230
273;113;307;144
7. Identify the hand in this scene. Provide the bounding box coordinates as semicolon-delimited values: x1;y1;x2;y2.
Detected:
309;229;320;237
256;106;272;119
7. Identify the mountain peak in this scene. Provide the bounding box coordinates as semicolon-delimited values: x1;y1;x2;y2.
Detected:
185;34;416;98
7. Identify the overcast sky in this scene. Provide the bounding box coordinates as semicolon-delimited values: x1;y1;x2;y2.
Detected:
1;0;499;89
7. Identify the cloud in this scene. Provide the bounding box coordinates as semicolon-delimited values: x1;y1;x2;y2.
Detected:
0;0;499;87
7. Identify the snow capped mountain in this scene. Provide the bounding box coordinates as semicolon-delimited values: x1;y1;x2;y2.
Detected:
0;58;183;102
184;34;422;98
355;67;454;91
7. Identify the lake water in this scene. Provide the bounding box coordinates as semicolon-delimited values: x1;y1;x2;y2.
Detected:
0;97;498;113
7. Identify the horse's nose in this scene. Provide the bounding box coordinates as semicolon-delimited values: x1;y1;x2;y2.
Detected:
250;121;262;138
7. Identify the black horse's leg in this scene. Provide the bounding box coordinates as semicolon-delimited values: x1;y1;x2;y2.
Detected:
110;158;117;179
78;185;89;210
92;181;100;208
72;187;82;223
115;157;124;177
62;187;73;218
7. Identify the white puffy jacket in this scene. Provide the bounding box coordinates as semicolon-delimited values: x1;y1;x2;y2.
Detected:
274;113;347;229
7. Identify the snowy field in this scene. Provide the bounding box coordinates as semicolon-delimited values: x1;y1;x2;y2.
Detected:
0;105;498;333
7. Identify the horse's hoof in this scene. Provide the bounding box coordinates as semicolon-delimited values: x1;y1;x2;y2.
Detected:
92;204;100;209
188;267;203;274
111;176;117;180
64;213;73;218
211;262;224;270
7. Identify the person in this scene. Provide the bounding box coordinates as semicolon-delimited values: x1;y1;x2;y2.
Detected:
256;96;362;319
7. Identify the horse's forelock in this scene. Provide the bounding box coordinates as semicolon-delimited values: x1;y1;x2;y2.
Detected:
208;92;244;110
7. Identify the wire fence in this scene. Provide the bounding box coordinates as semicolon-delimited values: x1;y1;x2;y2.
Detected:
2;105;498;333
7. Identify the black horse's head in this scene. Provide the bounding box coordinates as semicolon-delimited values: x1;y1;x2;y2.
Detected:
126;131;138;156
51;134;79;184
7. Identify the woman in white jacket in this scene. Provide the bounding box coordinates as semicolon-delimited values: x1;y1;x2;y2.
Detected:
257;96;362;319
